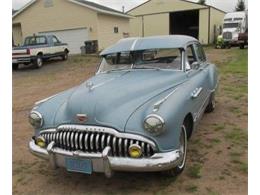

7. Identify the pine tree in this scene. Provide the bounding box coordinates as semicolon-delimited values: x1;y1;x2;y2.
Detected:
236;0;246;11
198;0;206;5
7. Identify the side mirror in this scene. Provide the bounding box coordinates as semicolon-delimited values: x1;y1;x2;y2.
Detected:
191;62;200;70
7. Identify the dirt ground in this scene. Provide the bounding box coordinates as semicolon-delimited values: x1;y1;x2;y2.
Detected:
13;47;248;195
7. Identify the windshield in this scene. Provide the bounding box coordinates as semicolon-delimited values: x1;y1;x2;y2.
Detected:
223;23;239;29
24;36;47;46
98;48;182;73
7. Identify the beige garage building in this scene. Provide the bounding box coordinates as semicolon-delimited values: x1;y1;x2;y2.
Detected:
128;0;226;44
12;0;131;53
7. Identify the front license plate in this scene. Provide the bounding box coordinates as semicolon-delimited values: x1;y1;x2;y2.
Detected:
65;158;92;174
12;59;18;63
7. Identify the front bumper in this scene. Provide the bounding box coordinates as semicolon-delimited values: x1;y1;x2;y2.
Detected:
12;56;36;64
29;139;181;177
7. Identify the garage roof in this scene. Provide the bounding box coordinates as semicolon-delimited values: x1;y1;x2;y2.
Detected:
100;35;198;55
127;0;226;14
13;0;132;19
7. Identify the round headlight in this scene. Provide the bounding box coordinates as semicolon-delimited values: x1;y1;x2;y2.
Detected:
143;114;165;136
29;111;43;128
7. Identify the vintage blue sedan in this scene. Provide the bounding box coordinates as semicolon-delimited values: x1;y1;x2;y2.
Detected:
28;35;218;177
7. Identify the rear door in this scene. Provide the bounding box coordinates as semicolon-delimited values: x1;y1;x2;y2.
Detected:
185;43;208;122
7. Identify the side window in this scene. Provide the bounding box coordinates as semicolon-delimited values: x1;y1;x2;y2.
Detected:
52;36;60;44
186;45;197;70
193;44;206;62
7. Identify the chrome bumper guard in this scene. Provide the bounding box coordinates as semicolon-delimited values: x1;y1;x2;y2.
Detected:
29;139;181;178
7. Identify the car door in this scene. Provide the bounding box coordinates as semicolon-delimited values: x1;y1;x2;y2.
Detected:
52;36;63;55
185;43;208;122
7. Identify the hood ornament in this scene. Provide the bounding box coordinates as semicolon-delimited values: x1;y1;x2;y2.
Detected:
76;114;88;123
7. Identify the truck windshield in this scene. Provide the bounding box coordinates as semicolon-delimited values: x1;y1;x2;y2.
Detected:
223;23;239;29
24;36;47;46
98;48;182;73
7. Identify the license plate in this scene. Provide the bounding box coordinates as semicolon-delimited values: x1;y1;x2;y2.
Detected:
65;158;92;174
12;59;18;63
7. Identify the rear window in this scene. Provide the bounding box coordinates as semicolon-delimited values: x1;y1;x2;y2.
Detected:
24;36;47;46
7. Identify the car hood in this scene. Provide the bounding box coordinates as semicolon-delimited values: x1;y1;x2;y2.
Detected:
44;70;186;132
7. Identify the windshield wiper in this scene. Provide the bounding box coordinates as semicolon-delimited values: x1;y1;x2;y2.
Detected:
104;68;131;73
133;65;161;70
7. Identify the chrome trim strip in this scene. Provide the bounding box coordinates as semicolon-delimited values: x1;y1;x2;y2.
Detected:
70;132;74;148
112;137;117;155
90;134;94;150
59;132;63;146
101;134;105;149
85;133;89;150
147;144;150;156
194;92;211;122
118;138;122;156
95;134;100;151
74;132;78;150
63;131;66;147
153;87;179;112
107;135;111;146
66;132;70;148
124;139;128;156
79;132;83;150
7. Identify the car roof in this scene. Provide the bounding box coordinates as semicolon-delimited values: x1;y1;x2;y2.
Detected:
100;35;198;56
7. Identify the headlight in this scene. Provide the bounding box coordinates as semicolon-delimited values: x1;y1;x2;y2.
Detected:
29;111;43;128
143;114;165;136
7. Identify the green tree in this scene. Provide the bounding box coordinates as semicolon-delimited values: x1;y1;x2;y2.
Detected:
236;0;246;11
198;0;206;5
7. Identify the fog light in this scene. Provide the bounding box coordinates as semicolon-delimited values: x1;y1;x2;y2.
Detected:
129;144;142;158
35;136;46;148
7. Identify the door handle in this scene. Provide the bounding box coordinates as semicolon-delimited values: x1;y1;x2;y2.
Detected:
191;87;203;99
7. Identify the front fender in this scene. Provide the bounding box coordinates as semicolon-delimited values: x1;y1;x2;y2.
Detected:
125;84;192;152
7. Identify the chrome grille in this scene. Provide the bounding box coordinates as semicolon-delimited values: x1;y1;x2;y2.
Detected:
223;32;232;40
40;125;156;158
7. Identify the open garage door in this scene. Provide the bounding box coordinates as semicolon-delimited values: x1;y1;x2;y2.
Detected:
39;28;88;54
170;10;199;39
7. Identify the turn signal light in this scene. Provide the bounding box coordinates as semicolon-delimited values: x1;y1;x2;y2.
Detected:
129;144;142;158
35;136;46;148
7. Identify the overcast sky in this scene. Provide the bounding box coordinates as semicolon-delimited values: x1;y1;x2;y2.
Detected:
12;0;248;13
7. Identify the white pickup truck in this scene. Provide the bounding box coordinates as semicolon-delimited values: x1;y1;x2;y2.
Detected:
12;35;69;70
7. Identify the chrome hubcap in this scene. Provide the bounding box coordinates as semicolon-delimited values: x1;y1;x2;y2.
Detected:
177;125;187;169
37;57;42;67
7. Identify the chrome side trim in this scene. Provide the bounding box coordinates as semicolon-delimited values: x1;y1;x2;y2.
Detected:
153;87;179;112
191;87;203;99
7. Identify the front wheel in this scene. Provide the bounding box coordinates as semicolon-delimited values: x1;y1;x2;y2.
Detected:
12;63;19;70
62;50;68;61
33;55;43;69
164;124;187;176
